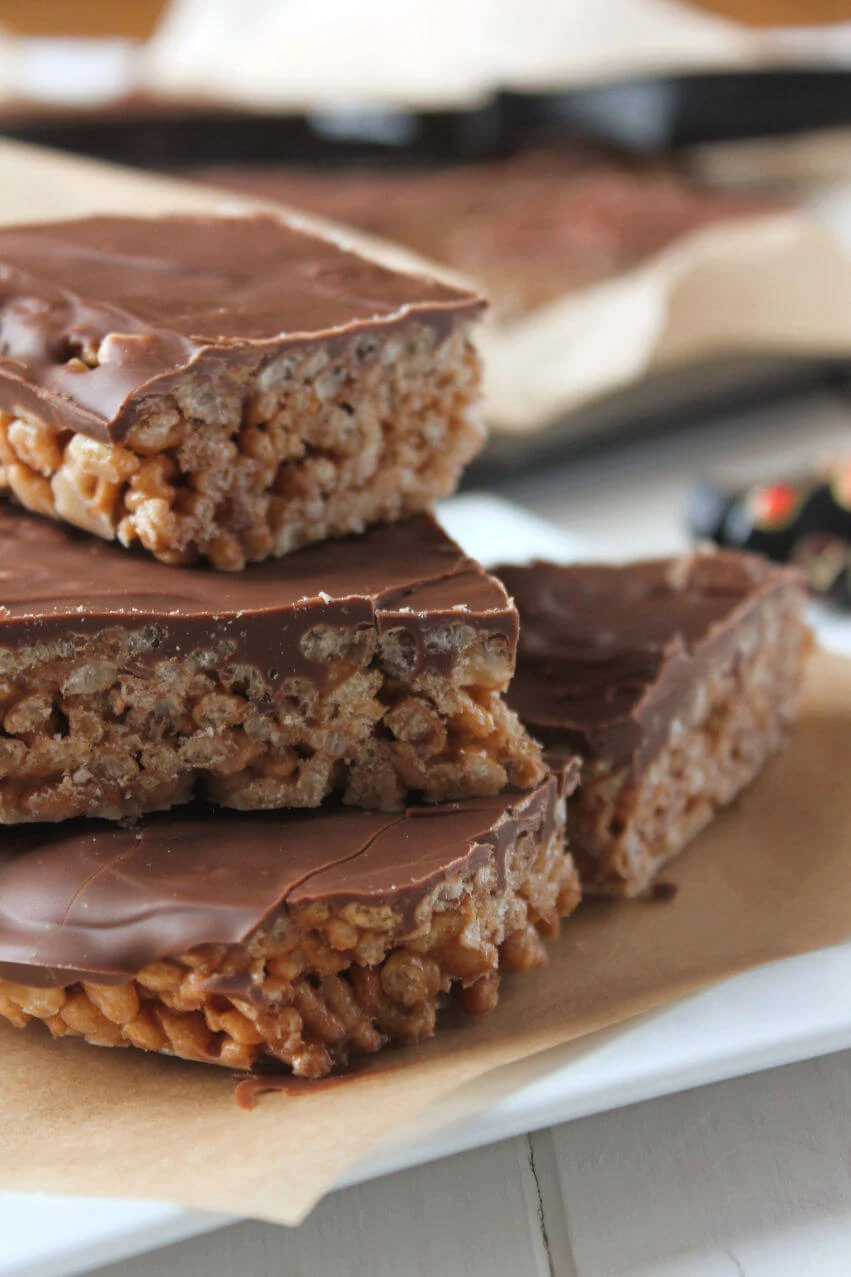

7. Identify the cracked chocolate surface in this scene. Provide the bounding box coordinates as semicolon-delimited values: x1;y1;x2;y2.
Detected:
0;776;564;986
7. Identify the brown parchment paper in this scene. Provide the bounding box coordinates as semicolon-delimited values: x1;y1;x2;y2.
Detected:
479;207;851;436
1;648;850;1226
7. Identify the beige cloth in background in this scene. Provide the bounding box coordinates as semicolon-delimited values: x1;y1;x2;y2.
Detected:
0;0;847;112
0;649;849;1226
141;0;850;111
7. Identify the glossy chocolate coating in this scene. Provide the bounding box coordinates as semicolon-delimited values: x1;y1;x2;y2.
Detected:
0;214;483;441
498;552;800;773
0;776;563;987
0;507;517;684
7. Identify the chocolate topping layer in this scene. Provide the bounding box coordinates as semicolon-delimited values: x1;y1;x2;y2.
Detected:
498;552;801;772
0;507;517;683
0;776;562;987
0;214;484;441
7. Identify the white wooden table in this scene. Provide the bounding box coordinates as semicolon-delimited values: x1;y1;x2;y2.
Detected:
90;389;851;1277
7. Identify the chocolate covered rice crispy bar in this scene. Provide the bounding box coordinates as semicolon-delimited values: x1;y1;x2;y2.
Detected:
0;214;485;568
498;550;811;896
0;508;544;823
0;772;579;1076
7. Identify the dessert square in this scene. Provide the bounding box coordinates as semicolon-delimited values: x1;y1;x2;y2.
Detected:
0;772;579;1077
497;550;810;896
196;146;776;324
0;213;485;568
0;508;544;823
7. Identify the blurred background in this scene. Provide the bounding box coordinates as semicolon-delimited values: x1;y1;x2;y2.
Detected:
3;0;851;608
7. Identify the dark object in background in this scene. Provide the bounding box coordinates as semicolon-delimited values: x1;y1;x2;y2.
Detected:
522;71;851;154
5;71;851;169
0;98;506;169
688;461;851;605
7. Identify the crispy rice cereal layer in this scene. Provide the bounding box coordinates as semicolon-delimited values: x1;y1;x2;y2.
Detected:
0;797;579;1077
0;618;544;823
0;322;483;570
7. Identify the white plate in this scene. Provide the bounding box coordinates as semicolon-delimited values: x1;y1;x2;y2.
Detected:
3;494;851;1277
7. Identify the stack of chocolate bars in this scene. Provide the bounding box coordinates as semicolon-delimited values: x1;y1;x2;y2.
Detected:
0;211;576;1078
0;211;812;1080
